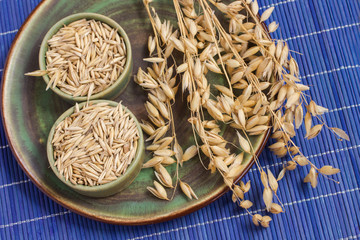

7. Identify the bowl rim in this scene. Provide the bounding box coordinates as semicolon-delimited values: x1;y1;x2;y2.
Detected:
46;100;144;193
39;12;133;102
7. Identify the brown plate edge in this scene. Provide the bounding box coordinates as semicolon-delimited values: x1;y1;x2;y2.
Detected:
0;0;271;225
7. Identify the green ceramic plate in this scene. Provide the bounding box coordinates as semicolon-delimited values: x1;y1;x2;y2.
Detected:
1;0;269;225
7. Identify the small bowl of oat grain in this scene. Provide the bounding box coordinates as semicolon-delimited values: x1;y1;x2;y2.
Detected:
29;13;133;103
47;100;145;197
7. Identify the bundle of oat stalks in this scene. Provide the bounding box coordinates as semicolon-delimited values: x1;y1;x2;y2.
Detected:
135;0;349;227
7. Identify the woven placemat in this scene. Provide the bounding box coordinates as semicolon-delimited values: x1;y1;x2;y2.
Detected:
1;0;359;239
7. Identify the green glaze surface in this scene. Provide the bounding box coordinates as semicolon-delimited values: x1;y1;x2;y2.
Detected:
1;0;269;224
39;13;133;103
47;100;145;198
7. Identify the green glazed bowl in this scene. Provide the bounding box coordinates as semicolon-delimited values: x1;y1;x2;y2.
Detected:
39;13;133;103
46;100;145;198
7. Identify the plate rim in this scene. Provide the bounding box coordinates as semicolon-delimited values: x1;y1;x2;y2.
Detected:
0;0;271;225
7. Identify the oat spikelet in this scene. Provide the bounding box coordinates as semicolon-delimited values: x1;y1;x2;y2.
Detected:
304;167;318;188
182;145;198;162
236;131;251;153
267;169;278;194
240;200;253;209
147;181;169;200
263;187;273;211
319;166;340;175
269;203;283;214
330;127;350;141
179;180;198;200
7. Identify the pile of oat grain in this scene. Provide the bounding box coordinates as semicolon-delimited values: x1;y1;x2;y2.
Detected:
27;18;127;98
52;102;138;186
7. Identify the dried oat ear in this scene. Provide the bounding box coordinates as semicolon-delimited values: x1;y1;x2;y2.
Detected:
138;0;348;227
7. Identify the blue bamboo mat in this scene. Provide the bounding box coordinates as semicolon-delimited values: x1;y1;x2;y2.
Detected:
1;0;360;239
